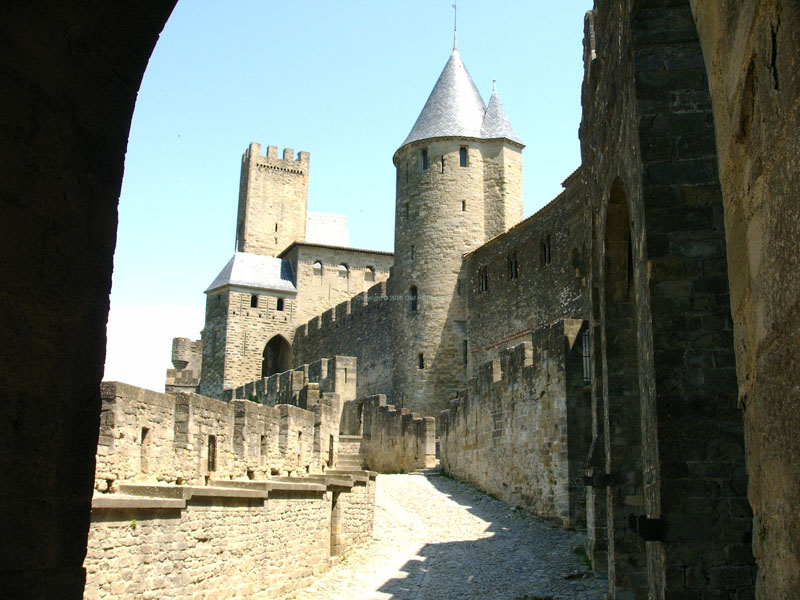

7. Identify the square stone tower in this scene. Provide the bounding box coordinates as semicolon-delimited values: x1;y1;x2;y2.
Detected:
235;142;310;257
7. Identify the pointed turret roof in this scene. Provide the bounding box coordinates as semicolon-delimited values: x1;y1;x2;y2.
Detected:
398;40;524;154
481;82;523;145
399;44;487;149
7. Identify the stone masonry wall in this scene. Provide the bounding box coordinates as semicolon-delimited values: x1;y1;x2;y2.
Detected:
465;171;587;374
87;378;376;599
236;142;309;257
293;282;393;399
282;243;392;326
347;395;436;473
439;319;591;526
690;2;800;597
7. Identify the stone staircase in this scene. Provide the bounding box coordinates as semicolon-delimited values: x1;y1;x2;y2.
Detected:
336;434;365;470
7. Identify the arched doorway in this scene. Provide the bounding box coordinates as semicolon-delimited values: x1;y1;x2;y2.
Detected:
262;335;291;378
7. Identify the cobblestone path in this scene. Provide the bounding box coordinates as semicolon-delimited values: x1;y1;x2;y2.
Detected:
290;472;607;599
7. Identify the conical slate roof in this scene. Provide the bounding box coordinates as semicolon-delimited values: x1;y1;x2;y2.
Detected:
205;252;297;294
400;47;488;148
398;41;523;152
481;83;523;145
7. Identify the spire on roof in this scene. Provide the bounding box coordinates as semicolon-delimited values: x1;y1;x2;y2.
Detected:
398;47;486;149
480;81;524;146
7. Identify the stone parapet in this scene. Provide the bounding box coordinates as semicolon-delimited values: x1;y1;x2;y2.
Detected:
439;319;590;526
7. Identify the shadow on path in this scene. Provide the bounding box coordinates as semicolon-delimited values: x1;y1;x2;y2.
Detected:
377;473;606;600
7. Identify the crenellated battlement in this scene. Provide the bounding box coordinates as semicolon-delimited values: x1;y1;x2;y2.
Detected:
294;280;389;342
224;355;357;410
340;394;436;473
246;141;310;173
438;318;590;526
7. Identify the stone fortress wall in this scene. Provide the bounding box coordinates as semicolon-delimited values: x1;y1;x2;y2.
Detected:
293;281;393;399
464;169;588;374
86;359;377;599
440;319;591;526
341;394;436;473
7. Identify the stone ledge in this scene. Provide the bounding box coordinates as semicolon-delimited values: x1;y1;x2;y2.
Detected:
91;494;186;510
325;469;377;482
267;480;327;493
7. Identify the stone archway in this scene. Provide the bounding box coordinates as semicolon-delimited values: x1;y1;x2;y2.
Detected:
600;177;648;598
262;335;292;378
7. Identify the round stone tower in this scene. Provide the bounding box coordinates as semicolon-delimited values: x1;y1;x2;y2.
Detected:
391;37;524;416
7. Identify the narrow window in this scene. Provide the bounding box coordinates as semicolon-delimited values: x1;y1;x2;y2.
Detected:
507;251;519;280
409;285;418;312
441;155;445;173
461;200;466;212
250;294;258;308
421;149;429;170
140;427;151;473
297;431;302;462
410;245;415;261
338;264;349;278
207;435;217;472
274;223;278;232
456;279;463;296
276;297;284;311
462;340;468;365
459;146;467;167
540;236;552;267
313;260;323;282
480;266;489;292
418;353;425;369
582;329;591;383
260;434;268;458
328;434;334;467
365;266;375;282
404;203;409;218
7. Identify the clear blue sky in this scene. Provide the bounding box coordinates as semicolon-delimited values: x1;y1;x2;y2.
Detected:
104;0;593;390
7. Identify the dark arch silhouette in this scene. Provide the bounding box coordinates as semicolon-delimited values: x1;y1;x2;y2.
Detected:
262;335;292;378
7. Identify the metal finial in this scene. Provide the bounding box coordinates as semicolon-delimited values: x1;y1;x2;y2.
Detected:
452;2;458;50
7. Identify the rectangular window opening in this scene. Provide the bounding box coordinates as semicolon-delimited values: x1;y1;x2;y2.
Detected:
441;156;445;173
462;340;468;366
207;435;217;472
461;200;466;212
418;353;425;369
276;297;284;311
421;149;429;170
459;146;467;167
582;329;591;383
250;294;258;308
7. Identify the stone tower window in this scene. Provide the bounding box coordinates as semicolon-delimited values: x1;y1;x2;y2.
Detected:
274;223;278;232
250;294;258;308
276;298;284;311
410;245;415;261
462;340;468;365
461;200;466;212
540;235;552;266
421;149;429;170
338;264;349;278
207;435;217;472
441;155;445;173
456;279;463;296
459;146;468;167
313;260;323;281
409;285;418;312
582;329;591;383
418;353;425;369
507;251;519;280
365;266;375;282
480;266;489;292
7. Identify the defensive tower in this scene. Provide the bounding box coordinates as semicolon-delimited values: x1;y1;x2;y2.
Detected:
235;142;310;257
391;37;524;415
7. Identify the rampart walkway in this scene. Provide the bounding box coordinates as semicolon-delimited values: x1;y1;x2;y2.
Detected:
290;472;607;599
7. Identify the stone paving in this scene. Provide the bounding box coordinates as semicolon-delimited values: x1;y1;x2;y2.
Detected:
289;472;608;599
